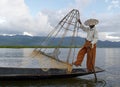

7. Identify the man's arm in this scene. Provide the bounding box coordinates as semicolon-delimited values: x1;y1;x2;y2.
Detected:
77;19;89;32
78;19;82;24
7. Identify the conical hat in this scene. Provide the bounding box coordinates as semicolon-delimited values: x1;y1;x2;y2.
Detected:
84;19;99;26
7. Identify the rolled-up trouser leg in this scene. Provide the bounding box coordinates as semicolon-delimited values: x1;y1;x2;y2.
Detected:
74;40;96;68
76;47;87;65
74;46;87;66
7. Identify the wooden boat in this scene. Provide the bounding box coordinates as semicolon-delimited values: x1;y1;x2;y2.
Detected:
0;9;104;80
0;67;104;80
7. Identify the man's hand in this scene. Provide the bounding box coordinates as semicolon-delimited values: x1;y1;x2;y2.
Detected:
89;43;94;49
78;19;82;24
91;44;94;48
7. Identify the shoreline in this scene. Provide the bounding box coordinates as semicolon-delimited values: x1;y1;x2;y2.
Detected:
0;46;119;48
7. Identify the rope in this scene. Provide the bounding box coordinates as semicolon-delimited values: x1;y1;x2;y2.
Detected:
68;16;79;64
66;11;77;63
72;21;80;63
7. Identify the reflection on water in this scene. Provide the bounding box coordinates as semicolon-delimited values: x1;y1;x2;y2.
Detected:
105;48;120;66
0;78;106;87
0;48;120;87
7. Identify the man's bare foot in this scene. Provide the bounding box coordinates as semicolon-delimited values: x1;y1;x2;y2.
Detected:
73;62;81;67
87;69;93;73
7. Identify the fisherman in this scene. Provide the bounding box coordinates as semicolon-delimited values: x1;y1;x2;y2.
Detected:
74;18;99;72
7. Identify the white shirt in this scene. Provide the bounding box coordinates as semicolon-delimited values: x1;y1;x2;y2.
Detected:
80;24;98;45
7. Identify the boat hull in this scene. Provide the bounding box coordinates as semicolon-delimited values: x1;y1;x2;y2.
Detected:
0;67;104;80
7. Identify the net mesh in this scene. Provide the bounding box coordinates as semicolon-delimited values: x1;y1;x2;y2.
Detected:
30;9;81;72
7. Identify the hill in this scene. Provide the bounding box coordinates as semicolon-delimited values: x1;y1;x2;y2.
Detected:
0;35;119;47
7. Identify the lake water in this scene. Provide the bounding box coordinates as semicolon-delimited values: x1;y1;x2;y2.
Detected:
0;48;120;87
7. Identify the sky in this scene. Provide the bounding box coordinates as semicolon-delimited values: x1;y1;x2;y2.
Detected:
0;0;120;41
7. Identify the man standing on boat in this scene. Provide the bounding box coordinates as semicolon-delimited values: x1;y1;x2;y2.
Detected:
73;18;99;72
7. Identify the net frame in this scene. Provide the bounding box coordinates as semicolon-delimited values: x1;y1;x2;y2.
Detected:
31;9;81;72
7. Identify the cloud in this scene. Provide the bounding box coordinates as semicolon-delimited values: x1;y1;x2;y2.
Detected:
98;32;120;41
106;35;120;42
96;12;120;41
98;13;120;32
0;16;6;24
0;0;119;42
110;32;120;37
73;0;120;41
40;0;95;33
23;32;33;36
0;0;31;34
0;0;97;36
106;0;120;10
0;0;53;36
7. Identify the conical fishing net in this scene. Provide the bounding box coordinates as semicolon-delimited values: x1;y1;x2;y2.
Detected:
31;9;81;72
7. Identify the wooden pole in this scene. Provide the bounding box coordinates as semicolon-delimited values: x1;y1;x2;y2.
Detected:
92;49;97;82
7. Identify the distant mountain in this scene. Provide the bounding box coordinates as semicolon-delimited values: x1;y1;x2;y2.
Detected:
0;35;119;47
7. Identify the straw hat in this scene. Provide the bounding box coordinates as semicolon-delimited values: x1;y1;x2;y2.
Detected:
84;19;99;26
